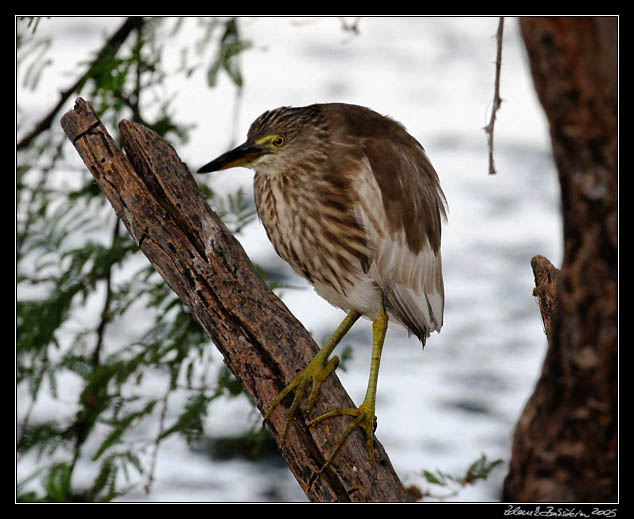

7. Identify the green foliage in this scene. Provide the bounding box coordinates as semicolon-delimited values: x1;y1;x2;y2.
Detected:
18;420;66;458
160;393;215;445
16;17;258;502
43;462;73;502
206;186;257;233
93;400;158;461
420;453;503;500
19;36;52;91
206;17;252;88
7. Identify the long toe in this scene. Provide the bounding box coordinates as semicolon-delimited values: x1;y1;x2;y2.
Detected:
309;401;377;472
264;353;340;441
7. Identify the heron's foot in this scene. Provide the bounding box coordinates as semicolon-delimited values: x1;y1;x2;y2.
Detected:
309;400;377;473
263;353;340;440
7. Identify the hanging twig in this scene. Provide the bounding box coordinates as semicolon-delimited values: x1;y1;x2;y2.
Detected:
483;17;505;175
16;137;66;261
145;382;171;494
92;219;120;366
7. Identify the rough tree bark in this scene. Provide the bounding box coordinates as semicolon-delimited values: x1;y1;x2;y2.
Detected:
503;17;618;502
60;98;409;502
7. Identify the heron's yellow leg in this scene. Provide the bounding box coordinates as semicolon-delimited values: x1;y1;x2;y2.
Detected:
310;300;389;472
263;310;361;440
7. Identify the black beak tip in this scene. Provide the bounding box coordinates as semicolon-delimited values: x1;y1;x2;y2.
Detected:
196;141;266;174
197;161;220;174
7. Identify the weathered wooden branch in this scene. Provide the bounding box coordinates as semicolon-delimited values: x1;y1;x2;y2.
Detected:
60;98;408;502
504;17;617;502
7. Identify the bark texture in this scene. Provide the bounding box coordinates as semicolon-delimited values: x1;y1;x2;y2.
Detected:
60;98;408;502
504;17;618;502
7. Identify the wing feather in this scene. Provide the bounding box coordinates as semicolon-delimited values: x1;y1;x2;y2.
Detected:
323;103;447;344
355;139;446;344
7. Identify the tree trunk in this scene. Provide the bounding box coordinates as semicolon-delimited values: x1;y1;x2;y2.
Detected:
60;98;409;502
503;17;618;502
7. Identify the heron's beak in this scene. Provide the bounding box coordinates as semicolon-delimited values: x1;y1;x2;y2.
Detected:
197;141;271;173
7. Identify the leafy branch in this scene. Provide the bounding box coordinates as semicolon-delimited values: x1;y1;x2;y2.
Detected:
419;454;503;501
16;17;257;502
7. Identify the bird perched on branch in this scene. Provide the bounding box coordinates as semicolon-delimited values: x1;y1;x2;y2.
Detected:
198;103;446;472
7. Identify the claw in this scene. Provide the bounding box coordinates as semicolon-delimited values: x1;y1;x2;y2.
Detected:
309;401;377;472
263;353;340;440
263;310;361;441
304;355;339;413
261;307;389;473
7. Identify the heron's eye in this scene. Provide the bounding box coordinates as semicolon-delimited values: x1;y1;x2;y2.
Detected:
272;135;285;147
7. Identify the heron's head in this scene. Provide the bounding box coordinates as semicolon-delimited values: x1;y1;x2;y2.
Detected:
197;105;329;176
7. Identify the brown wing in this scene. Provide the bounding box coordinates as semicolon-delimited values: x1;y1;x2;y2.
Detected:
362;149;446;342
323;104;447;342
362;132;446;255
323;103;446;252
